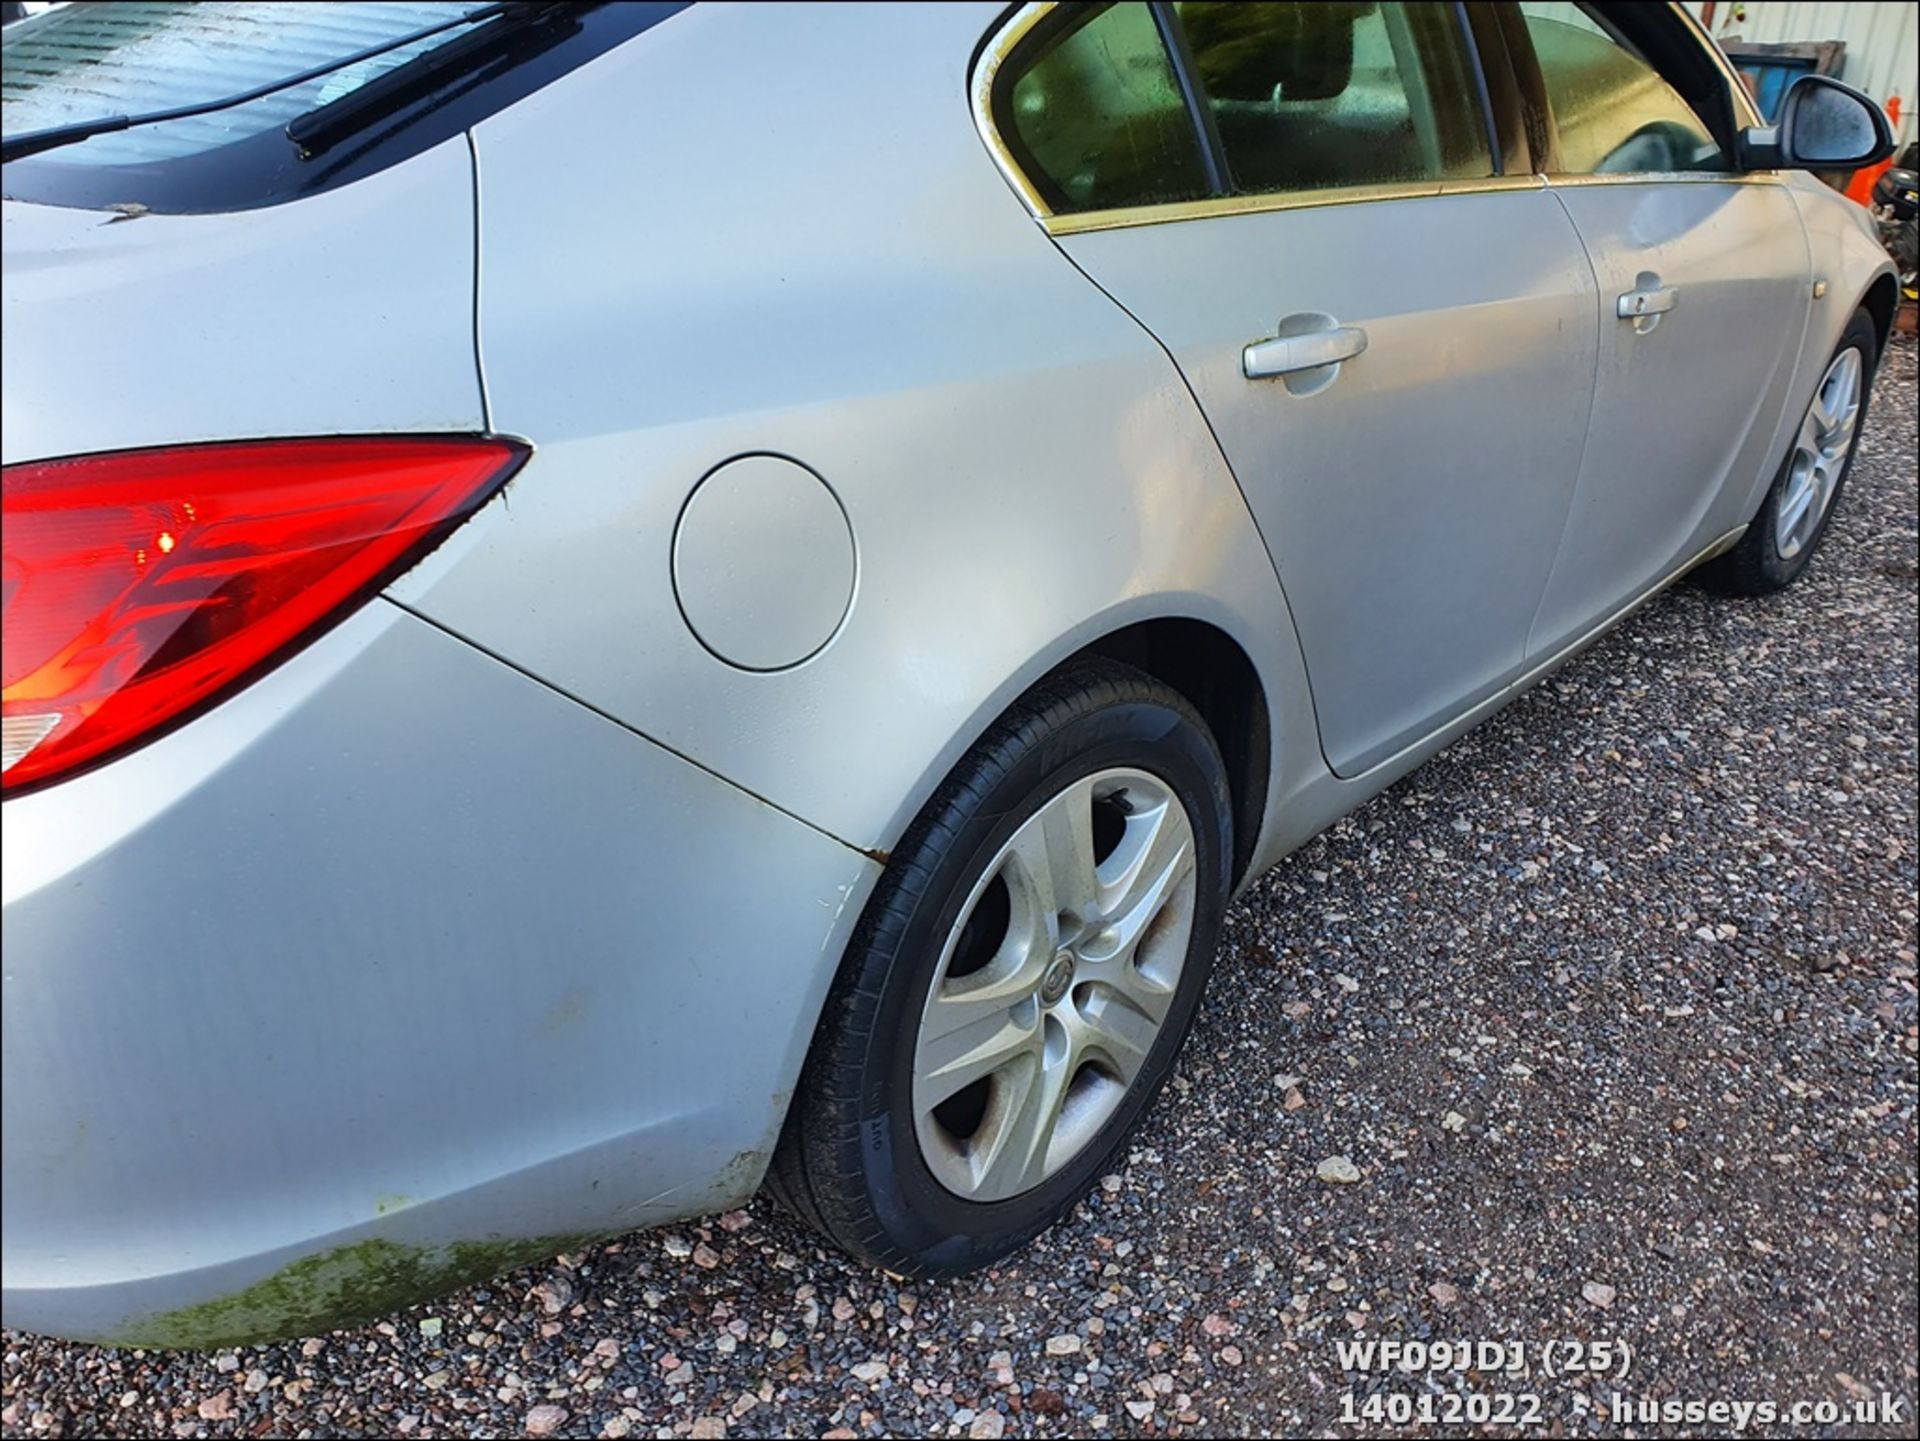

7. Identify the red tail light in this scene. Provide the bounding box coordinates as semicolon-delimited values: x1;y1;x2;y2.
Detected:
2;435;528;796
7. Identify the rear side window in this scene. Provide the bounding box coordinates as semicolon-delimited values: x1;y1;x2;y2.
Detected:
1513;3;1726;174
1173;1;1494;196
0;1;686;213
985;0;1496;220
995;1;1210;215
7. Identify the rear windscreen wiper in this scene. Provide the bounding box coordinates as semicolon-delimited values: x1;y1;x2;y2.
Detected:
1;2;513;165
286;2;596;160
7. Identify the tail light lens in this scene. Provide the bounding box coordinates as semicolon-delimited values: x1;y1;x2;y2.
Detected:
2;435;528;796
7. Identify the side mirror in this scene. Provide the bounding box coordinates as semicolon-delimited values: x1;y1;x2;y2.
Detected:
1741;75;1894;171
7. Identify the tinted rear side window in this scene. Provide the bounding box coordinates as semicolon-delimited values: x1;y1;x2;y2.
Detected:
1;1;685;213
986;0;1496;219
1173;1;1494;196
994;1;1210;215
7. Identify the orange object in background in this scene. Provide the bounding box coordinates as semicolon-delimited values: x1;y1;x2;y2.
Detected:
1845;94;1902;206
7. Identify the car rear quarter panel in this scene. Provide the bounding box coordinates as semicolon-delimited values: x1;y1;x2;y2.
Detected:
0;137;484;465
2;601;880;1345
389;0;1315;871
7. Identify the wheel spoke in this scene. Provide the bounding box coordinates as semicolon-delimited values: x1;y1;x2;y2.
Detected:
916;1005;1035;1108
1798;403;1825;450
1776;455;1818;555
1826;349;1860;419
1006;844;1067;970
973;1044;1072;1197
925;865;1052;1029
1812;458;1843;514
1088;799;1194;962
1004;775;1100;926
1811;382;1840;432
1826;397;1860;452
1072;984;1165;1086
922;965;1037;1044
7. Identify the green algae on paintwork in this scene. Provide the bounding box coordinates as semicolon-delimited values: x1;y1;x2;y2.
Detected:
103;1233;601;1351
372;1193;416;1216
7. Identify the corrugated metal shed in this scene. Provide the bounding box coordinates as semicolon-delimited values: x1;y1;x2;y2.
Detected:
1685;1;1920;145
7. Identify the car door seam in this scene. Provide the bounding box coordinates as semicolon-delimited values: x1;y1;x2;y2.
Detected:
465;130;494;434
1034;234;1340;780
1520;182;1610;661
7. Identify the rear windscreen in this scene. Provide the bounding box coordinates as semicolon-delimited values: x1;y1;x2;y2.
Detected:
1;1;684;213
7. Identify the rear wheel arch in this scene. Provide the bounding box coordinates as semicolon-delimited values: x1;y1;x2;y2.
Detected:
772;658;1234;1273
860;608;1283;893
1068;618;1270;889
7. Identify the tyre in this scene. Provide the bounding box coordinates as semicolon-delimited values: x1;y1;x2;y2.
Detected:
770;660;1232;1275
1698;309;1879;596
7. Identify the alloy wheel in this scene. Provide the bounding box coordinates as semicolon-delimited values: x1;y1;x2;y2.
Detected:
1776;347;1863;561
911;767;1198;1202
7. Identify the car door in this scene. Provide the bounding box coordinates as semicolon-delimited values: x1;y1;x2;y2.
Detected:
1502;3;1813;659
985;1;1600;778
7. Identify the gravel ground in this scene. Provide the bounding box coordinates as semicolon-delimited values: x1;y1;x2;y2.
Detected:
5;335;1916;1441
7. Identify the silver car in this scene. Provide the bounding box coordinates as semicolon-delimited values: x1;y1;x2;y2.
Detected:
0;1;1899;1347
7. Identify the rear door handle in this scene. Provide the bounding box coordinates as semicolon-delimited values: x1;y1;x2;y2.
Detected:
1243;324;1368;379
1616;284;1676;321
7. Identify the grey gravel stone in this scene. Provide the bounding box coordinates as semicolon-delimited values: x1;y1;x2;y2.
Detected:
1315;1155;1362;1184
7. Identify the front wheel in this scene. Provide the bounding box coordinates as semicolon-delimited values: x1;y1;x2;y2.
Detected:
1698;309;1878;596
770;661;1231;1276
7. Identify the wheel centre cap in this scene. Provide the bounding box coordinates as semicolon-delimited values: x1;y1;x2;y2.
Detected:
1040;949;1076;1005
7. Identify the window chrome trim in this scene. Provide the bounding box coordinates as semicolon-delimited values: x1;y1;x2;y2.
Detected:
968;0;1775;237
1539;170;1785;188
1046;174;1546;235
971;1;1062;221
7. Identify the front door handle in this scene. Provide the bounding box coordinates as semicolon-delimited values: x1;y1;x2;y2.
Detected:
1617;276;1677;335
1616;285;1676;319
1243;324;1369;380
